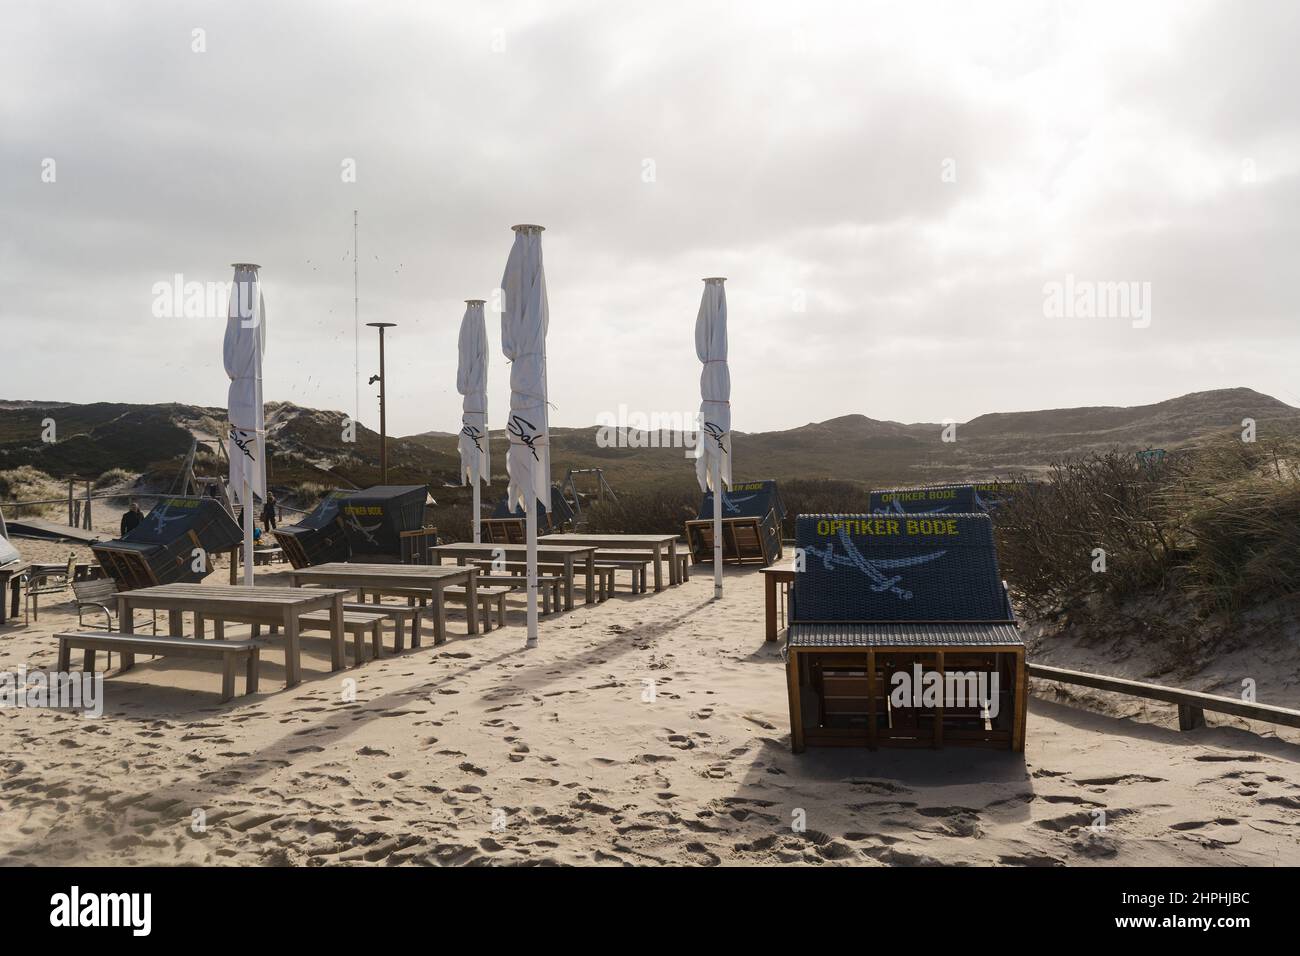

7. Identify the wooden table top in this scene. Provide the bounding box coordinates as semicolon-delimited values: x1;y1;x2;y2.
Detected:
118;584;348;607
430;543;596;556
760;566;797;580
540;533;679;547
290;562;475;583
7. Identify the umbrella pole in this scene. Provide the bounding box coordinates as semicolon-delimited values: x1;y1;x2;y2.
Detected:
525;492;539;647
712;453;722;599
472;480;481;544
242;474;254;586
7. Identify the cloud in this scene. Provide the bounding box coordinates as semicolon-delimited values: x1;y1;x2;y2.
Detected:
2;0;1298;434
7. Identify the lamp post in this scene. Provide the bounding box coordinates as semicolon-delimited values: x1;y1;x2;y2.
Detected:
367;322;396;484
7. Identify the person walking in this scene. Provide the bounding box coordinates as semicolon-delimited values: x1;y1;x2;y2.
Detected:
260;492;278;533
120;500;143;537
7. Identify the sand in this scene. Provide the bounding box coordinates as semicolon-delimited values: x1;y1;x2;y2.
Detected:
2;518;1299;866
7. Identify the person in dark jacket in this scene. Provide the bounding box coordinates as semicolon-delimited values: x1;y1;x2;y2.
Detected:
261;493;278;532
120;500;143;537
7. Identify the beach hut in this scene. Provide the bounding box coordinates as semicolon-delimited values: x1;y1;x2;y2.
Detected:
92;496;243;590
486;484;574;541
272;489;354;569
784;512;1026;751
869;484;981;515
687;478;784;566
337;485;431;563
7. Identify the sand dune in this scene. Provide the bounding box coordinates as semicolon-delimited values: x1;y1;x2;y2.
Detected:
2;532;1298;866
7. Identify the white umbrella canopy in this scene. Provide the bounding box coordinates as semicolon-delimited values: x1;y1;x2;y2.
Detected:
457;298;490;542
696;277;730;598
223;263;266;584
500;224;550;647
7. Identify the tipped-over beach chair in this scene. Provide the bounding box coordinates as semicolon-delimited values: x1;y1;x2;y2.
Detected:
785;513;1026;752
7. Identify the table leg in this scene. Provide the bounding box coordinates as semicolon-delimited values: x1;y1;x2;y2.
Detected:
764;574;778;642
329;593;345;671
466;570;479;635
195;613;206;639
562;559;574;611
167;609;183;637
653;544;665;592
433;589;447;646
116;595;136;671
283;607;301;687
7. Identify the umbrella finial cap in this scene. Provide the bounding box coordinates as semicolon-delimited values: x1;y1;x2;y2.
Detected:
511;223;546;234
703;276;727;284
231;263;262;271
465;298;486;305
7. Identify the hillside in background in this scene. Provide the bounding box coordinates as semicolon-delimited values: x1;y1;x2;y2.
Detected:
2;388;1295;504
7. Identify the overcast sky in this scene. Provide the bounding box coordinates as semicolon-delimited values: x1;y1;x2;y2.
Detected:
2;0;1297;437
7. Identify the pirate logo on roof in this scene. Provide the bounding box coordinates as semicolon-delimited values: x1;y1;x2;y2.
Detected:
802;525;946;600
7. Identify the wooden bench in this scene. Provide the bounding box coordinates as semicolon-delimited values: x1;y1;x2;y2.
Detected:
344;601;426;652
55;631;259;703
298;609;390;664
591;552;656;594
471;561;615;605
444;585;510;632
472;574;564;614
253;546;285;566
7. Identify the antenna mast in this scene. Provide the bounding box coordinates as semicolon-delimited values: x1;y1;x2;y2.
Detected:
353;209;359;425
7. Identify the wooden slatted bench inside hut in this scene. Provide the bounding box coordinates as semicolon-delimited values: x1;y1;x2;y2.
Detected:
55;631;259;703
785;513;1027;753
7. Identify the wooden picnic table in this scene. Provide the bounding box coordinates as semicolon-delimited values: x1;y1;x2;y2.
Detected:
428;542;597;611
760;566;797;642
115;583;349;687
539;533;681;592
287;562;480;644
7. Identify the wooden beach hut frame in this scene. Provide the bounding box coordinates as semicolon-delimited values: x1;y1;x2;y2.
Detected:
784;513;1027;752
685;479;785;567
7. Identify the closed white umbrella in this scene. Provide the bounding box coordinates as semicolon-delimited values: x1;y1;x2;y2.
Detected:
223;263;267;585
696;277;731;599
500;224;550;648
457;298;491;543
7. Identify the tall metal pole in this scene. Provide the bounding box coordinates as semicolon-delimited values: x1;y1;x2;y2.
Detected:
367;322;396;484
354;211;359;430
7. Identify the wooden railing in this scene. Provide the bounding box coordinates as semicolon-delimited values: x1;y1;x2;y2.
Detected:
1028;663;1300;731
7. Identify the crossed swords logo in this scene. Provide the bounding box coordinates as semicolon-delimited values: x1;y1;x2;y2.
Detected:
711;492;756;515
345;512;382;546
802;525;946;600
